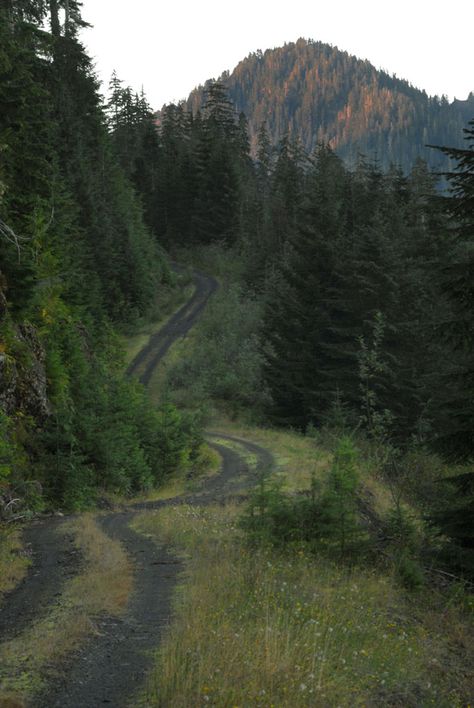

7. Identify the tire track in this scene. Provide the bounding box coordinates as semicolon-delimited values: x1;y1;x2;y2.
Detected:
37;513;181;708
2;266;277;707
38;437;273;708
126;269;218;385
0;518;79;644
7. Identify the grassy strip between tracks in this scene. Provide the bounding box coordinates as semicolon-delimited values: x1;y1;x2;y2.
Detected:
122;280;195;369
131;428;473;708
0;528;30;604
0;514;132;706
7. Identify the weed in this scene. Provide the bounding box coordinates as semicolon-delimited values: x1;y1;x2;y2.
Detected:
0;527;30;602
133;503;473;707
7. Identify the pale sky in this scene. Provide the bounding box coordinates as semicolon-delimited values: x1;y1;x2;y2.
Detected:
80;0;474;111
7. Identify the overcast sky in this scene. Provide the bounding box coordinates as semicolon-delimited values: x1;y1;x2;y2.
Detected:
79;0;474;111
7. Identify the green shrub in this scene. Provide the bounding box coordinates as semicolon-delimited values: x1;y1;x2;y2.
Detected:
318;436;364;556
168;284;268;413
396;551;425;590
241;436;366;558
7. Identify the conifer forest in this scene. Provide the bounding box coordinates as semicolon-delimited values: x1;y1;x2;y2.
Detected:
0;2;473;706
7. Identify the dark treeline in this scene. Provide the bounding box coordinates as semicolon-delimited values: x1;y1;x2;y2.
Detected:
112;77;473;463
0;1;199;510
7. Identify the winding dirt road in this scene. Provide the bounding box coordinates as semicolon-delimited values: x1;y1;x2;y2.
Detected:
0;268;273;707
126;267;218;386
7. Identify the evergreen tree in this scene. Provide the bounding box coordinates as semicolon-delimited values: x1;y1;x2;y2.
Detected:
0;0;193;510
192;81;240;243
429;121;474;460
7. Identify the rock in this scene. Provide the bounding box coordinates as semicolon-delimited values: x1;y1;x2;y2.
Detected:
0;320;51;420
17;323;51;419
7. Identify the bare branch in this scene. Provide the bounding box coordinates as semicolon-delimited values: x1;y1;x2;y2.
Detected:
0;218;30;262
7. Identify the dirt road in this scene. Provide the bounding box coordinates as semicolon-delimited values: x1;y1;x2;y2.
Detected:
0;268;274;707
38;436;271;707
126;268;218;385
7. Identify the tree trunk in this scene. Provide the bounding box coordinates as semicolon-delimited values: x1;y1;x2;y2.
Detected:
49;0;60;37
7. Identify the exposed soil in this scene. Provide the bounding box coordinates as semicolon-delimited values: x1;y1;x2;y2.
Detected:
1;269;275;707
0;517;79;644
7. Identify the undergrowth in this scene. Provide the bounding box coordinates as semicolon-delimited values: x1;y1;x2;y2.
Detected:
133;503;473;707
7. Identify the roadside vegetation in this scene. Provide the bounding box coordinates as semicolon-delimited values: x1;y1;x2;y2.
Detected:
0;528;30;603
125;442;221;504
133;429;473;706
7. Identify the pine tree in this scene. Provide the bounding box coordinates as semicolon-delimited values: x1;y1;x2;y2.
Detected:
192;81;240;243
264;146;348;427
429;121;474;460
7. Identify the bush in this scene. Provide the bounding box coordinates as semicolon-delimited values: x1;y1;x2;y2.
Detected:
168;283;269;413
396;552;425;590
241;436;366;558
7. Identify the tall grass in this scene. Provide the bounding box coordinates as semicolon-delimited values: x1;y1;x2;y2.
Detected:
134;504;473;707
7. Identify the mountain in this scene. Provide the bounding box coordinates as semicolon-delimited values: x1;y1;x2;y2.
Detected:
186;38;474;172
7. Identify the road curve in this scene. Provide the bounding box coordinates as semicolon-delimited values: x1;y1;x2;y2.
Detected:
1;264;277;708
126;268;218;386
38;436;273;708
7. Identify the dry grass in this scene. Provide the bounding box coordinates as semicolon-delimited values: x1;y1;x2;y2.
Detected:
0;528;30;603
211;421;333;492
208;435;260;471
0;514;132;704
133;503;473;708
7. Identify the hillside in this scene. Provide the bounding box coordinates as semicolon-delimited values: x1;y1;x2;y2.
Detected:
186;37;474;171
1;8;473;706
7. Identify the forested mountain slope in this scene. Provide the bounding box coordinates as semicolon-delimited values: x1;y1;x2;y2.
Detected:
186;38;474;171
0;1;197;513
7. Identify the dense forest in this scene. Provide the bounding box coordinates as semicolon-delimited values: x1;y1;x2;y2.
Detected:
0;5;472;578
186;38;474;172
0;1;199;511
112;79;473;576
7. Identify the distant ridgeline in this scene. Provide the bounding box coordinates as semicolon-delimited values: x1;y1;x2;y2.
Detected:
185;38;474;172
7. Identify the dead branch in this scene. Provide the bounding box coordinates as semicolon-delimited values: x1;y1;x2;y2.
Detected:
0;218;31;262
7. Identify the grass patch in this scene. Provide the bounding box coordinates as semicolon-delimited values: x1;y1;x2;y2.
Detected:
210;422;332;493
133;503;473;707
129;443;222;504
0;514;132;705
0;527;30;604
